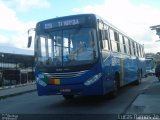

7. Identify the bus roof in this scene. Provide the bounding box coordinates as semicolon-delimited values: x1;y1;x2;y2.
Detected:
37;14;96;23
36;14;97;31
36;13;143;47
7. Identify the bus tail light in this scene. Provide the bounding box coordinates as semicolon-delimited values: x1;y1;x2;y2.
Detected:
84;73;102;86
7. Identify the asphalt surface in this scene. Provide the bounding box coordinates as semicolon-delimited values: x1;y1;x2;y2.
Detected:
126;76;160;114
0;76;160;120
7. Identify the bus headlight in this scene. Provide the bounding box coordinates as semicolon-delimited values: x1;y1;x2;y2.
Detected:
38;74;44;79
36;74;47;87
38;79;47;87
84;73;102;86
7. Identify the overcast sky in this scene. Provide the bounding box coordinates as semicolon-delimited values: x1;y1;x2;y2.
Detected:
0;0;160;53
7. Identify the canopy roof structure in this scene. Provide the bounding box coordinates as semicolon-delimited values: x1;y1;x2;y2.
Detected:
0;52;34;65
0;47;34;70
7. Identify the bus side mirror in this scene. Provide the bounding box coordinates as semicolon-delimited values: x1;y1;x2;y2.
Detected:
27;36;32;48
27;28;35;48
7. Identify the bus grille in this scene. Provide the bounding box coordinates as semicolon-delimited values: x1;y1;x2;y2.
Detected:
44;70;88;79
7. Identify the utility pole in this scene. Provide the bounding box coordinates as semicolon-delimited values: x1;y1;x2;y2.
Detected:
1;54;4;86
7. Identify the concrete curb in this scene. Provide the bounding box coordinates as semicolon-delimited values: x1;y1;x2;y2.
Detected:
0;89;37;99
0;83;37;99
0;82;36;90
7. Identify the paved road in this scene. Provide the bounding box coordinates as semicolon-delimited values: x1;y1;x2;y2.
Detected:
0;77;155;114
0;76;156;116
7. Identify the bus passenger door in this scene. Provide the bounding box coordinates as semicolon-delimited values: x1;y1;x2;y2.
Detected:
98;21;112;92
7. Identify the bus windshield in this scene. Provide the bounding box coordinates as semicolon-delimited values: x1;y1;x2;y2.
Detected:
35;28;98;67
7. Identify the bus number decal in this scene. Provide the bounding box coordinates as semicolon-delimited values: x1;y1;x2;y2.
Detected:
111;58;120;66
45;23;53;29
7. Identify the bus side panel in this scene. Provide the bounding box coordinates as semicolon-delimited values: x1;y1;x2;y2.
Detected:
102;52;123;94
122;55;139;85
101;52;141;94
123;55;130;84
127;56;138;83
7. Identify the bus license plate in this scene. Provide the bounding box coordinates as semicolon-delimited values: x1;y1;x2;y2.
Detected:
60;89;71;92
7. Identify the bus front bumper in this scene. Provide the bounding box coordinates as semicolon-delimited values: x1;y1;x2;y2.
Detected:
36;80;103;96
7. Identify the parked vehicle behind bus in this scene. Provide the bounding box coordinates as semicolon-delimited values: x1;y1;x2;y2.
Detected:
146;66;155;76
155;64;160;81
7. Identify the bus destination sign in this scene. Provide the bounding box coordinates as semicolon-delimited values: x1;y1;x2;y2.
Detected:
44;19;80;29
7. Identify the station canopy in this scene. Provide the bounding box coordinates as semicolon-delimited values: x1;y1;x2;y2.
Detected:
0;46;34;68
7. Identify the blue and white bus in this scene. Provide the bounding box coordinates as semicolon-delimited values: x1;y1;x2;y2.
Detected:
28;14;146;99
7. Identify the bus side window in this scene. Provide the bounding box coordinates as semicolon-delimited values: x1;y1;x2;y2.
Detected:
136;43;139;56
141;46;145;58
138;45;141;57
132;41;136;56
134;42;137;56
102;29;109;50
109;29;118;52
142;46;144;57
119;34;124;54
114;32;120;52
122;36;127;54
104;30;108;40
99;30;104;49
139;46;142;57
99;22;110;61
99;23;109;51
128;39;132;56
124;37;129;55
103;30;109;50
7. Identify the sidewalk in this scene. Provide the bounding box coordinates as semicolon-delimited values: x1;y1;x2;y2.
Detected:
0;82;36;99
127;77;160;114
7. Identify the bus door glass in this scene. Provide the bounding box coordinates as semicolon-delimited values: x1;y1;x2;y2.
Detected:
98;21;112;86
98;21;110;61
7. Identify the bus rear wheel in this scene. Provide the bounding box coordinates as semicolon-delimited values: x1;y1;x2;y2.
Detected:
110;74;120;98
63;95;74;100
158;76;160;81
135;70;142;85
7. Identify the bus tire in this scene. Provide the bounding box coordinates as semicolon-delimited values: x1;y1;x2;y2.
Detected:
63;95;74;100
158;76;160;82
110;73;120;98
135;70;142;85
